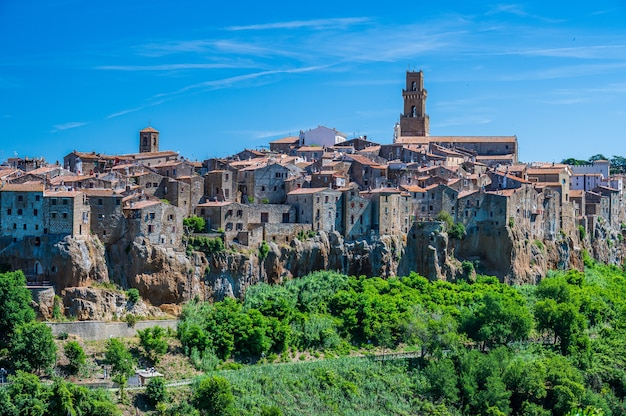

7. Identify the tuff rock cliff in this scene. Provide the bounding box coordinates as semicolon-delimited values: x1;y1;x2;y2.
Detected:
3;219;625;319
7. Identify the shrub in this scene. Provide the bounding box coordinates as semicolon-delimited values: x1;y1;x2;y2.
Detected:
462;260;475;275
183;216;206;233
449;222;466;240
145;376;167;407
188;236;225;256
193;376;236;416
126;288;140;304
578;225;587;240
436;211;454;230
124;314;138;328
64;341;86;375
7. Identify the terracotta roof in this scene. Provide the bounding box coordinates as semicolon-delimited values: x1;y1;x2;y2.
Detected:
527;168;568;175
126;200;160;209
45;190;84;197
486;189;517;197
367;187;400;194
569;190;584;198
458;189;479;198
401;185;426;193
346;154;379;166
140;126;159;132
270;136;299;144
1;182;45;192
196;201;233;207
297;146;325;152
287;187;334;195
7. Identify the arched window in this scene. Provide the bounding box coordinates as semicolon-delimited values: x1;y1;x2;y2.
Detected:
143;137;148;146
411;81;417;91
411;106;417;117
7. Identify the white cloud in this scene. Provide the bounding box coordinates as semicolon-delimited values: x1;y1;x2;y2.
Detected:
226;17;370;31
51;122;87;132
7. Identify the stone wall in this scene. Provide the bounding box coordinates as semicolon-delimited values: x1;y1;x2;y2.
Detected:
46;319;178;341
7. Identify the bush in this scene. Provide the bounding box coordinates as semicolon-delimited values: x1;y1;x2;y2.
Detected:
188;236;225;256
126;288;140;304
64;341;86;375
449;222;466;239
193;376;236;416
145;376;167;407
184;216;206;233
578;225;587;240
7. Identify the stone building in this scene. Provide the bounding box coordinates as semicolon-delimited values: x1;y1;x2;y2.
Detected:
399;70;430;137
82;189;124;245
139;126;159;153
269;136;301;154
0;182;45;240
123;198;184;248
238;163;297;204
44;190;90;237
363;188;411;236
287;187;342;232
204;169;237;202
340;184;372;240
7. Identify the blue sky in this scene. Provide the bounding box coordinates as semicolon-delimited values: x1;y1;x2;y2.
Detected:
1;1;625;164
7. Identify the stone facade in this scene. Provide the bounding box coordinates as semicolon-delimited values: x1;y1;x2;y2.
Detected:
123;199;184;248
399;70;429;137
0;183;45;240
44;191;91;237
287;187;342;232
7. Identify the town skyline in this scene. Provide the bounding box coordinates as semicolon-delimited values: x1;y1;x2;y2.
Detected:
1;1;626;163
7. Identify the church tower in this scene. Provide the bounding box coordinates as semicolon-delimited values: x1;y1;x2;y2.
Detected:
398;70;429;139
139;126;159;153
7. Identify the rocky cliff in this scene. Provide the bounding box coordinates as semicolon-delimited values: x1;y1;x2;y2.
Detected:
4;218;625;318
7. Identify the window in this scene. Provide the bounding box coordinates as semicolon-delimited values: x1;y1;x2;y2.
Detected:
13;223;16;229
63;199;68;205
51;199;57;205
63;213;68;219
261;186;266;192
17;209;22;215
35;195;40;201
237;210;242;217
149;212;156;220
98;198;103;206
6;209;11;215
33;209;38;216
23;224;26;230
18;195;23;202
147;224;154;233
325;196;329;203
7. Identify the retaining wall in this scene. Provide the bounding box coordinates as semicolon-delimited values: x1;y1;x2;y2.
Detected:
45;319;179;341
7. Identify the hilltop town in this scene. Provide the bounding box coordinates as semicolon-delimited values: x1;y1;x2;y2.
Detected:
1;71;624;319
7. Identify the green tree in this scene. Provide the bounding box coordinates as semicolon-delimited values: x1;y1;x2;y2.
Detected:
105;338;135;378
193;376;236;416
0;270;36;347
145;376;168;407
138;326;169;364
64;340;86;375
105;338;135;402
460;291;532;349
423;357;459;404
184;215;206;233
10;321;57;373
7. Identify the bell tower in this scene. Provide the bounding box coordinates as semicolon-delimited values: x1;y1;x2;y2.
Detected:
398;70;429;139
139;126;159;153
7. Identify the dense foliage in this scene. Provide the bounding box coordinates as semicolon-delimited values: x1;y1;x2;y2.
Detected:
0;270;36;347
184;215;207;233
0;371;119;416
177;264;626;415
